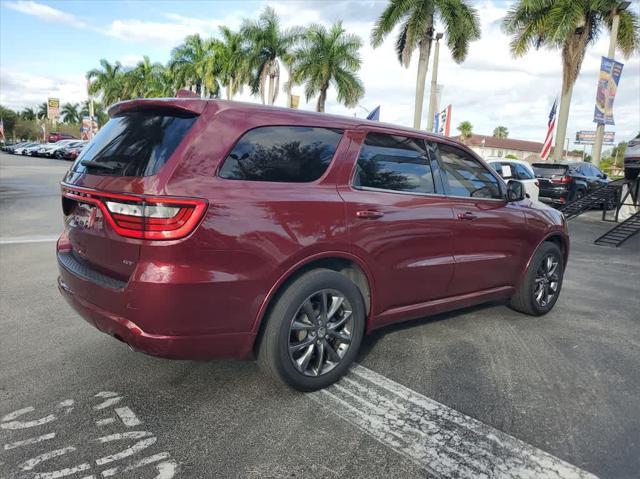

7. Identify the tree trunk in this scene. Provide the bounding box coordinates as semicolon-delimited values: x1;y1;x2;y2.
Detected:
316;87;327;112
552;81;573;161
552;23;591;162
413;37;432;129
226;82;232;101
268;75;275;105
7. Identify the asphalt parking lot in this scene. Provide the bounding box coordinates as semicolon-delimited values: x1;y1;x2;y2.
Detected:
1;151;638;479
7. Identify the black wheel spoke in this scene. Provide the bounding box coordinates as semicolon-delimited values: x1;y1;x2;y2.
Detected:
323;339;341;363
290;336;316;353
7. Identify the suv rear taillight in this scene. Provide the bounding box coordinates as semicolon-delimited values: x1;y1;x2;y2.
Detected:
552;176;572;184
61;185;207;240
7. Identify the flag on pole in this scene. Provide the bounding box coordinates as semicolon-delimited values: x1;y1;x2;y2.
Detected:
0;118;5;141
366;106;380;121
540;99;557;161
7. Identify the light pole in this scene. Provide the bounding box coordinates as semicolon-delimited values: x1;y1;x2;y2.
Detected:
592;1;630;166
426;33;444;133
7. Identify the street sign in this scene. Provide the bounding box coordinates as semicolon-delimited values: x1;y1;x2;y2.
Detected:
575;130;615;145
47;97;60;120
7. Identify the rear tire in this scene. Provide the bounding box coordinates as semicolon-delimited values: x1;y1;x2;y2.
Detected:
509;242;564;316
258;269;365;391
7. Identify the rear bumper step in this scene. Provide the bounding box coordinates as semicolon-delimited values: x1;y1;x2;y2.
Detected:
58;251;127;290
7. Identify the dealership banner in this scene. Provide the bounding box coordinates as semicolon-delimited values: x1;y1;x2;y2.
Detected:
593;56;623;125
575;130;615;145
80;116;98;140
434;105;452;136
47;97;60;120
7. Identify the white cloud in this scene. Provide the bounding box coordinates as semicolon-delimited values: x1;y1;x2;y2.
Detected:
5;0;86;27
0;69;86;110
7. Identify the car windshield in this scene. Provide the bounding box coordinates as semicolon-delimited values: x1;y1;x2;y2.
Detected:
532;164;568;178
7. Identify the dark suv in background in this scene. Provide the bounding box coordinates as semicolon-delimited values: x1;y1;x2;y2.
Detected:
532;161;610;206
57;99;569;390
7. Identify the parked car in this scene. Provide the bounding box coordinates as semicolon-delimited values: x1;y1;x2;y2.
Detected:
61;141;87;161
624;138;640;180
48;132;76;143
13;142;39;155
56;141;86;160
532;161;610;206
38;139;77;158
5;141;32;153
57;99;569;391
488;159;539;201
23;144;44;156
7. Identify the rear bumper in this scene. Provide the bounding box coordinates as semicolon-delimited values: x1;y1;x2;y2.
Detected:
57;272;256;360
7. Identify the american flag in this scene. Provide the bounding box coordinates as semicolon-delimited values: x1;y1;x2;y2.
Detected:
540;99;557;161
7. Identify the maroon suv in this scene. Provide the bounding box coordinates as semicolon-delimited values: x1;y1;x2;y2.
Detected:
57;99;569;390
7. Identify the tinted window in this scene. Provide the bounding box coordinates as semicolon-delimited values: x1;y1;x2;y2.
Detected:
489;162;503;176
532;164;568;178
219;126;342;182
72;110;197;177
353;133;435;194
438;145;502;199
514;163;534;179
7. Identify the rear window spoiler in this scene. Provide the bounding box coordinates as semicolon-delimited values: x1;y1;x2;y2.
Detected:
108;98;209;118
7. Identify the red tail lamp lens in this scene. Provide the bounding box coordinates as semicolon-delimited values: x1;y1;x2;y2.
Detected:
552;176;572;184
61;186;207;240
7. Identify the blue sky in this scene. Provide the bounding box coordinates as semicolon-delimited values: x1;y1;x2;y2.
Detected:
1;0;639;149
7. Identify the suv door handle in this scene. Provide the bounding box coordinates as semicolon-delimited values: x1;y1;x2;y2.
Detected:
356;210;384;219
457;212;477;221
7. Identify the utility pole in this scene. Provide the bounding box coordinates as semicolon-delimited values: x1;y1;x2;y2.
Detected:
592;1;630;166
426;33;443;133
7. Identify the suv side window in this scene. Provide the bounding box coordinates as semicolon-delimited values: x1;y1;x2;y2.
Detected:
353;132;436;194
514;163;534;180
219;126;343;182
437;144;502;199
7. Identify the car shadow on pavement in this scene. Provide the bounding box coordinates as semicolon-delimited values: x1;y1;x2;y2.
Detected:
356;300;508;362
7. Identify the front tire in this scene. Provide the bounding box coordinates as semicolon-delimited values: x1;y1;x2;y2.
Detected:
509;242;564;316
258;269;366;391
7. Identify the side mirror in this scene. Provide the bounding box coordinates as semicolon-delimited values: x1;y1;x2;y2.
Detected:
506;180;526;202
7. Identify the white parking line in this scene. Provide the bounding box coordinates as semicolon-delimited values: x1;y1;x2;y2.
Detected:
309;364;597;478
0;236;59;245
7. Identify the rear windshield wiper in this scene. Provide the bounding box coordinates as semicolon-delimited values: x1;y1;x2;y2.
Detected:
79;159;119;172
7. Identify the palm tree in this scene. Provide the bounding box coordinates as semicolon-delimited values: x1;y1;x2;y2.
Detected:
87;59;124;106
80;101;108;126
21;108;36;121
217;27;251;100
169;34;209;97
458;121;473;142
126;56;167;98
290;23;365;112
242;7;302;105
493;126;509;138
371;0;480;129
37;102;47;120
503;0;639;162
61;103;80;124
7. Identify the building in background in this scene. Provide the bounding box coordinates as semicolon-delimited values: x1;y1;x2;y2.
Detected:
457;134;581;163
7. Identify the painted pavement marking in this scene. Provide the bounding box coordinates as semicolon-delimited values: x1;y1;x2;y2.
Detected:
309;364;597;479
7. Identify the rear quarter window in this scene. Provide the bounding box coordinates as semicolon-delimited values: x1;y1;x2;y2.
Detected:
218;126;343;183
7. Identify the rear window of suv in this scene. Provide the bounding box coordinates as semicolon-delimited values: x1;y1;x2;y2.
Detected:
72;109;197;177
532;164;569;178
219;126;343;182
